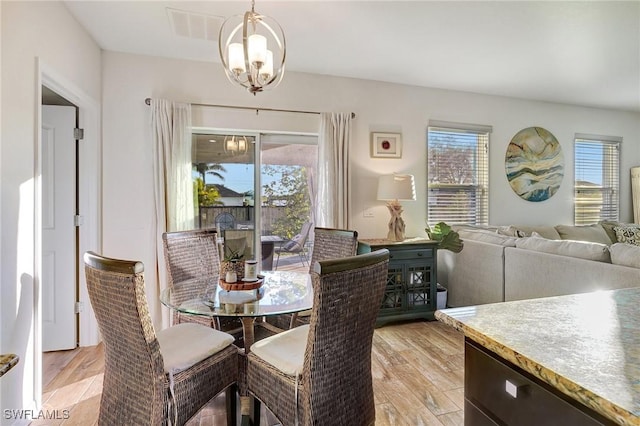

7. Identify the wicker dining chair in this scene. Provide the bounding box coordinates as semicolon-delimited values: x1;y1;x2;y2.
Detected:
83;251;239;426
246;249;390;426
162;229;229;329
283;227;359;329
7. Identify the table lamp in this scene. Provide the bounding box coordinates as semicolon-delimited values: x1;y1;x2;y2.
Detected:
377;174;416;241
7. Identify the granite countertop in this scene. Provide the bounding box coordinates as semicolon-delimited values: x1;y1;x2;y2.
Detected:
0;354;19;378
435;287;640;425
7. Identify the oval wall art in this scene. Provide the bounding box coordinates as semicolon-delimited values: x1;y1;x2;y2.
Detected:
505;127;564;202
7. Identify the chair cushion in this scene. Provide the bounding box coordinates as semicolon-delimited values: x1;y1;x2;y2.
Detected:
250;324;309;376
157;323;234;373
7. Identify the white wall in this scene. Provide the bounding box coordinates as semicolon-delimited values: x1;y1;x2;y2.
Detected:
1;1;101;418
102;51;640;327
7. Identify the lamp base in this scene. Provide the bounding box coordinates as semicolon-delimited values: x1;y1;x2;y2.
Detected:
385;200;406;242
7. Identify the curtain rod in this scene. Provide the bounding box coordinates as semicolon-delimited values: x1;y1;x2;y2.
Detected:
144;98;356;119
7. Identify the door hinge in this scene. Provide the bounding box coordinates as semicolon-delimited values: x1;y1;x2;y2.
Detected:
74;301;84;314
74;128;84;140
74;215;84;227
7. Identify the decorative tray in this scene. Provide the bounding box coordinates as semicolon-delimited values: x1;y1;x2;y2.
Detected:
219;277;263;291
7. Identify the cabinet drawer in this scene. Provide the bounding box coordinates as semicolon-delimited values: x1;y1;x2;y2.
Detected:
465;400;499;426
465;340;609;426
388;248;433;261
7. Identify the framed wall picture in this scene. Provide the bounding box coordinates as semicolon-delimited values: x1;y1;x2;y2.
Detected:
371;132;402;158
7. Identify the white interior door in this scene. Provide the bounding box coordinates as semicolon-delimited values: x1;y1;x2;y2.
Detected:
42;105;77;352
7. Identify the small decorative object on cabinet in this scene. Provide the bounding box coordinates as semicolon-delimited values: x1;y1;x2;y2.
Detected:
358;237;438;326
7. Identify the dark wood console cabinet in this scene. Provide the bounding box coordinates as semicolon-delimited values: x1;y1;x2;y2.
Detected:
358;238;438;327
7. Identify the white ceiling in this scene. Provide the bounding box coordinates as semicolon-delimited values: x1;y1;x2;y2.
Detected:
64;1;640;112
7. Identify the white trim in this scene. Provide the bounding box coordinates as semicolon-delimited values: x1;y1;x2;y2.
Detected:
34;58;102;406
574;133;623;144
428;120;493;134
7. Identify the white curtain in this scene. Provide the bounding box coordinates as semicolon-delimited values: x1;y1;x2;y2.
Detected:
151;99;194;328
317;112;353;228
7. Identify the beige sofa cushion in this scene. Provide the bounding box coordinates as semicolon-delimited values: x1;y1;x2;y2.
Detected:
458;229;517;247
515;237;611;262
554;224;612;245
609;243;640;268
613;225;640;246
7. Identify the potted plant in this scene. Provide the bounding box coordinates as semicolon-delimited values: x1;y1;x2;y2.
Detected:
425;222;463;253
426;222;463;310
221;247;244;282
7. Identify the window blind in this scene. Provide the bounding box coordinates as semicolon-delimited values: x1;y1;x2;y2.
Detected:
427;123;490;226
574;136;621;225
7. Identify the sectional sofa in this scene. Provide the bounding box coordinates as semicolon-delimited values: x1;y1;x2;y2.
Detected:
438;222;640;307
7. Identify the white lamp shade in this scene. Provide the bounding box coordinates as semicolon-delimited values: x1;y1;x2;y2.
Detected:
228;43;246;72
248;34;267;65
377;174;416;201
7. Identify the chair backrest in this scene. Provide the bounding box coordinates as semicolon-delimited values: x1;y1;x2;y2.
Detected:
83;251;165;424
308;227;359;273
302;249;390;425
162;229;220;285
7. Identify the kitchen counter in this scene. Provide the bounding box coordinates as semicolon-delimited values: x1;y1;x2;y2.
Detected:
435;287;640;425
0;354;19;378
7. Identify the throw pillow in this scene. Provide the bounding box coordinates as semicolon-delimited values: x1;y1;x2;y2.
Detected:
515;237;611;262
512;226;561;240
598;220;626;244
496;225;521;237
609;243;640;269
282;233;303;251
457;229;517;247
554;224;613;245
613;225;640;246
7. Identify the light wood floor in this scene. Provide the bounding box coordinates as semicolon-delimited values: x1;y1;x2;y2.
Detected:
35;320;464;426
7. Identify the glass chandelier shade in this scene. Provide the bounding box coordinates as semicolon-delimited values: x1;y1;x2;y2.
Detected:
219;0;286;95
223;135;249;155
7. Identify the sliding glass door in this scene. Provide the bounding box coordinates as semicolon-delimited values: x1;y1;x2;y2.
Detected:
191;130;317;272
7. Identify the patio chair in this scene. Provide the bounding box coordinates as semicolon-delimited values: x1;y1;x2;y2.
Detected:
246;249;390;426
83;251;239;426
274;221;313;270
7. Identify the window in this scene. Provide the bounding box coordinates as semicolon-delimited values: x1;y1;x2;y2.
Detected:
574;134;621;225
427;121;490;226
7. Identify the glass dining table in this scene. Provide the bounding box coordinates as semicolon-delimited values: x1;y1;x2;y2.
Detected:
161;270;313;425
160;270;313;353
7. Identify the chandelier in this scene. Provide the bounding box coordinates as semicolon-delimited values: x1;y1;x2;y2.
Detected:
218;0;286;95
223;135;249;155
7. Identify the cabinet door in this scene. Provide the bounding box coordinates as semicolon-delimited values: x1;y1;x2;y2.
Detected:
404;259;435;310
379;260;405;314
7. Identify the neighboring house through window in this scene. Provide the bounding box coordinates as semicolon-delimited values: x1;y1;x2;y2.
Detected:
427;121;491;226
574;134;621;225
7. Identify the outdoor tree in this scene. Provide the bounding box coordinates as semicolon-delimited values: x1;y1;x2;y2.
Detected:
194;162;226;183
262;165;310;239
194;178;222;207
428;135;474;184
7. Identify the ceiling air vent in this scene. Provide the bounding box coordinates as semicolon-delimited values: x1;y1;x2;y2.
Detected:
167;7;223;42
